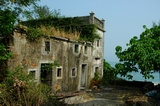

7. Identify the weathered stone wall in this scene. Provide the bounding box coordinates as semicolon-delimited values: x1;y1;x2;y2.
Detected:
91;29;104;78
8;31;97;92
7;12;105;92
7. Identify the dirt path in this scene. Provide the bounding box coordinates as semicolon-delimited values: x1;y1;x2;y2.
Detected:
64;85;152;106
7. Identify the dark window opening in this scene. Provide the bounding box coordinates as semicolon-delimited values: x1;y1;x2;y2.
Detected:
95;58;100;60
45;41;50;51
74;44;79;53
84;46;87;54
71;68;76;77
95;67;99;73
97;40;100;47
57;68;62;77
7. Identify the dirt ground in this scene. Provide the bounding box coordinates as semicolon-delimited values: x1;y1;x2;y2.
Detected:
64;85;160;106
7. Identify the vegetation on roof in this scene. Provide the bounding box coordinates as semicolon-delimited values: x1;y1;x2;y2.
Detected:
21;17;100;42
26;25;80;42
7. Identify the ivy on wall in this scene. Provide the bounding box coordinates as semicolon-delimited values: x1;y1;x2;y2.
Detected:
21;17;100;42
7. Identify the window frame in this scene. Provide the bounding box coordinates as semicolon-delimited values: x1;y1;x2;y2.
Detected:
71;67;77;78
84;45;88;54
96;39;100;47
74;44;79;53
56;66;63;79
28;69;37;80
45;41;50;52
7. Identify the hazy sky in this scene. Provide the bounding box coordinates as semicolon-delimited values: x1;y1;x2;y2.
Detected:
39;0;160;62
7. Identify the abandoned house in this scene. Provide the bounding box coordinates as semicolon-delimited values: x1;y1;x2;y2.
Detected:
3;12;105;92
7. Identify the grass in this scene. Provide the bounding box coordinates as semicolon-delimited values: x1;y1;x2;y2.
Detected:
40;26;80;40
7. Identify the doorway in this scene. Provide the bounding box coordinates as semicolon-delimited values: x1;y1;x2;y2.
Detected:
40;63;52;87
81;64;88;88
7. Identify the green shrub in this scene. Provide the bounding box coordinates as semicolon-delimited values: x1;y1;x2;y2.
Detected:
27;27;45;42
102;59;118;86
90;71;102;87
0;67;51;106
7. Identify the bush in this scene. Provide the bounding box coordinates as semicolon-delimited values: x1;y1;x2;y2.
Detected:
90;71;102;87
0;67;51;106
102;59;117;86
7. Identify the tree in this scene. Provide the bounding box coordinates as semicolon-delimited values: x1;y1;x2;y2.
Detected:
0;9;16;37
23;5;62;20
0;0;40;8
115;24;160;79
0;0;40;82
0;0;40;18
0;0;40;37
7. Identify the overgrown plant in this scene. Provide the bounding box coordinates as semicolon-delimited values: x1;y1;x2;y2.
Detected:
102;59;117;86
40;26;80;41
0;9;16;37
21;17;99;42
27;27;45;42
0;43;13;82
91;71;102;87
41;60;59;71
26;25;80;42
0;44;12;61
0;67;51;106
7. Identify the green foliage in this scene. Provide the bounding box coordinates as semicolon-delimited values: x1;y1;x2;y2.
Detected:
79;25;100;42
41;61;59;71
0;0;40;18
0;0;40;8
0;44;12;61
0;67;51;106
0;43;12;82
102;59;117;86
23;5;62;20
0;9;16;37
27;27;45;41
21;17;99;42
91;71;102;87
115;24;160;79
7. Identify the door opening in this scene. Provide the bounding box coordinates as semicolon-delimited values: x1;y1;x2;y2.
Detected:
81;64;87;88
40;63;52;87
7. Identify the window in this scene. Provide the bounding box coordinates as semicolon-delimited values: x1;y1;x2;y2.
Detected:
28;69;37;80
84;46;87;54
96;39;100;47
95;58;100;64
56;67;62;78
45;41;50;52
71;68;77;77
95;67;99;73
74;44;79;53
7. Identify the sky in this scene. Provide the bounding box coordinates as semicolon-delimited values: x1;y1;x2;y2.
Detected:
39;0;160;62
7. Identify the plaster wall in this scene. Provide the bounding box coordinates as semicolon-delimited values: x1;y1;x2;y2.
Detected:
8;32;97;92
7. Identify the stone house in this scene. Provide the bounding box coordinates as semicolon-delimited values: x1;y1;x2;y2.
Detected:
5;12;105;92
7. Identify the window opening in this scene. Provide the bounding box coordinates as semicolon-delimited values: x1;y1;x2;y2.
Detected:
95;67;99;73
71;68;76;77
29;70;36;79
45;41;50;51
74;44;79;53
84;46;87;54
97;40;100;47
57;67;62;77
